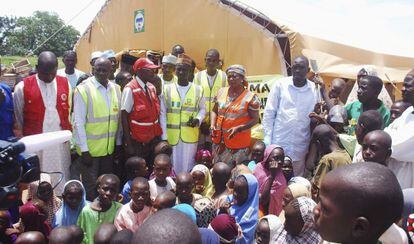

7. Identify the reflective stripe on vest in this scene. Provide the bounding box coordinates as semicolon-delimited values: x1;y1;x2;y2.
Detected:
214;87;253;149
195;70;226;119
76;79;120;157
165;83;202;146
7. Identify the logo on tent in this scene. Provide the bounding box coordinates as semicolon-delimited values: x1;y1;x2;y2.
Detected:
134;9;145;33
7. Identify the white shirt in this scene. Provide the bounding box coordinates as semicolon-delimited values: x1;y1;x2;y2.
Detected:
13;75;72;132
73;76;122;152
262;76;319;161
159;83;206;140
57;68;84;90
149;177;176;201
121;77;148;113
385;105;414;188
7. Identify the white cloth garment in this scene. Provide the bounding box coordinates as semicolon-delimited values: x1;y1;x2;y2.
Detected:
121;76;147;113
160;83;206;174
57;68;85;90
385;106;414;189
13;75;72;195
352;143;364;164
262;76;319;163
148;177;176;201
379;223;409;244
73;76;122;152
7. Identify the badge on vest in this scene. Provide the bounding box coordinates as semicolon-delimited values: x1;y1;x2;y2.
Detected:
183;99;192;106
172;101;181;107
61;93;67;101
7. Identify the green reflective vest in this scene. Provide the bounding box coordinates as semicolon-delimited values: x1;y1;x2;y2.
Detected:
164;83;203;146
76;78;121;157
194;69;227;121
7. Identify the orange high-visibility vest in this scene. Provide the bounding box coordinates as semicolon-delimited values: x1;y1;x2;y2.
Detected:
212;87;254;149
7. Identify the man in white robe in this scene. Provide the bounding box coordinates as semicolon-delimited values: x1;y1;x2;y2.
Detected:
385;71;414;189
14;51;72;195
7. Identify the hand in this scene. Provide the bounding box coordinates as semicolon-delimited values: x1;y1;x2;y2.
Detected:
309;112;326;124
312;75;325;90
269;160;280;178
81;151;93;167
219;201;231;214
227;125;242;139
189;118;200;128
200;121;210;135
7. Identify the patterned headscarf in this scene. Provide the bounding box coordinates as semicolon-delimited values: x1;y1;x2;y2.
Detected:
191;164;215;199
272;197;321;244
28;180;62;225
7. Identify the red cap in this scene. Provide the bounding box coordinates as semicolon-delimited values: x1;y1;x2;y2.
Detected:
132;58;160;73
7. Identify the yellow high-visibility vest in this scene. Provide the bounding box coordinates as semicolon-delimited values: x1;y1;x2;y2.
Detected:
75;78;121;157
194;69;227;121
164;83;203;146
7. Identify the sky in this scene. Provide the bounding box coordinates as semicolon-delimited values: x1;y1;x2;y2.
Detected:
1;0;414;57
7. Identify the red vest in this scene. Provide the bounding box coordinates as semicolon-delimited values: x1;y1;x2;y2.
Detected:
126;79;162;143
23;75;72;136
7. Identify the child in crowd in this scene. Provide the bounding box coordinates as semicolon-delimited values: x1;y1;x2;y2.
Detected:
195;148;213;169
311;124;352;189
209;214;239;243
328;78;346;106
254;145;287;216
247;140;266;171
282;183;311;209
115;177;151;231
0;210;18;243
65;225;84;244
149;154;176;202
93;223;117;244
53;180;88;227
15;231;47;244
222;174;259;244
176;172;216;228
273;197;321;243
31;181;62;225
154;140;173;157
255;215;283;244
314;163;403;244
49;226;74;244
191;164;214;199
390;100;411;123
353;110;384;163
362;130;392;166
282;156;294;182
121;156;148;204
152;191;177;213
77;174;122;244
211;162;232;209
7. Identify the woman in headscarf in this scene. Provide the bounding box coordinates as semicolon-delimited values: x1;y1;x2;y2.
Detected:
226;174;259;244
253;145;287;216
255;215;283;244
211;65;260;166
272;197;321;244
288;177;312;193
278;183;312;223
209;214;240;244
28;180;62;225
53;180;88;227
192;164;215;199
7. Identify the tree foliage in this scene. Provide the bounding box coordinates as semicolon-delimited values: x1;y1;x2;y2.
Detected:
0;16;17;55
2;11;80;56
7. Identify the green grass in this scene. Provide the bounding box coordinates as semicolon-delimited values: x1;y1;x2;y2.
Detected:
1;55;64;69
